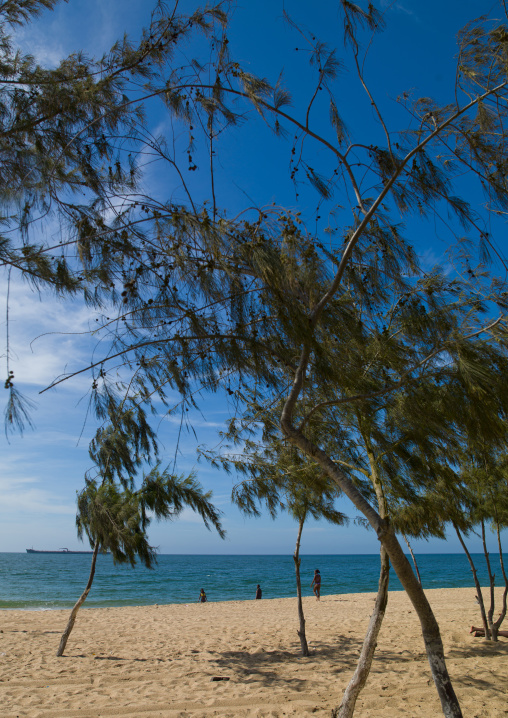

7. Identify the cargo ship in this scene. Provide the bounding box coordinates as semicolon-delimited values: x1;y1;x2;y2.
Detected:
26;548;95;554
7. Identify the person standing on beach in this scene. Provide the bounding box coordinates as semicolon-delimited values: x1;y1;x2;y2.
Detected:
199;588;207;603
311;569;321;601
255;584;262;599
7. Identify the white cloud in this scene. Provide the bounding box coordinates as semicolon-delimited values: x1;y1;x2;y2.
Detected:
0;475;76;517
160;413;226;430
11;0;128;68
13;24;66;67
0;273;105;394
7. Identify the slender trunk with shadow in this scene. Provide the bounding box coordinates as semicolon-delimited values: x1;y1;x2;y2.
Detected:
481;519;497;641
333;436;390;717
333;546;389;718
293;514;309;656
57;543;100;657
281;414;463;717
454;523;490;639
403;534;422;585
493;523;508;639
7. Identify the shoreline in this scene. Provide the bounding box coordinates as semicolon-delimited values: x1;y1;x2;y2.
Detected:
1;588;386;611
2;587;508;717
0;583;499;612
0;584;491;611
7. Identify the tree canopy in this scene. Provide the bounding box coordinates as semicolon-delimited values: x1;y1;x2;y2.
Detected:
5;1;508;715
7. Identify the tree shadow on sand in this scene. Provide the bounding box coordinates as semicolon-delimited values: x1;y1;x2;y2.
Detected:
206;637;419;688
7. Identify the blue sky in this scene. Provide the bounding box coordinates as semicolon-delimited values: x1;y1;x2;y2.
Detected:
1;0;505;556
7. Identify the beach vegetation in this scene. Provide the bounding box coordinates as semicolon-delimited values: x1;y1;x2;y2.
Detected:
4;0;508;716
56;422;225;657
390;334;508;645
213;415;348;656
212;268;508;715
0;0;229;432
460;465;508;642
396;447;508;643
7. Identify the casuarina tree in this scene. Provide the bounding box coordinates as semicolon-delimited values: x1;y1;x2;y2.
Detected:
57;419;225;657
210;412;348;656
9;2;508;717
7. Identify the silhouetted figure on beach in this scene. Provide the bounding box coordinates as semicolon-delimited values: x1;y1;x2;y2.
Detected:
199;588;207;603
470;625;508;638
311;569;321;601
255;584;262;599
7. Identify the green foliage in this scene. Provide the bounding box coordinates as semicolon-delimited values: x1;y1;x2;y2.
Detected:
76;465;224;567
4;1;508;575
87;408;157;486
0;0;60;26
3;383;35;436
76;479;158;568
6;5;508;707
140;465;226;539
76;404;224;566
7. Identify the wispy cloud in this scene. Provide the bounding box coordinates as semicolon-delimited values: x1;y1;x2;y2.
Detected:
11;0;136;68
160;413;226;430
0;475;76;517
1;274;101;394
13;24;66;67
379;0;420;21
418;247;453;275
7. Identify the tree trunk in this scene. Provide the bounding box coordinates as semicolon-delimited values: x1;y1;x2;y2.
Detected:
280;420;463;718
332;435;390;717
333;546;389;718
293;515;310;656
57;543;100;657
481;520;496;641
403;534;422;585
493;523;508;637
453;523;490;639
373;522;462;717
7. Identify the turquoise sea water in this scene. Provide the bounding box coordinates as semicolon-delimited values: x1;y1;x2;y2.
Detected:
0;552;497;610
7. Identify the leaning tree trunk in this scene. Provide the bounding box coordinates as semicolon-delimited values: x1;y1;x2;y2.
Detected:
281;416;463;718
453;523;490;639
293;514;310;656
333;436;390;718
57;543;100;657
333;546;389;718
365;516;461;717
481;520;497;641
493;523;508;638
403;534;422;586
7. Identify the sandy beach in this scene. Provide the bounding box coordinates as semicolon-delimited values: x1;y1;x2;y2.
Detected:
1;587;507;717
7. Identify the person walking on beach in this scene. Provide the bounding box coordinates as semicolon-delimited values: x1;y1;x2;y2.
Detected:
199;588;208;603
255;584;262;599
311;569;321;601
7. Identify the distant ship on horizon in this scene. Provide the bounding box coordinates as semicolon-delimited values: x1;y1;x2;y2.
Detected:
26;547;95;555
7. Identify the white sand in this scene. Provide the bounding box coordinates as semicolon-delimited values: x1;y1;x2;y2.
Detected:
1;587;508;717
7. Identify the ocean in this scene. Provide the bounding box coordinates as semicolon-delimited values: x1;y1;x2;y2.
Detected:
0;552;497;610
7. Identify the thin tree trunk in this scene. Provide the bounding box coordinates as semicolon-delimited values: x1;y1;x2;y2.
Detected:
403;534;422;585
57;543;100;657
493;523;508;636
333;436;390;717
481;520;496;641
293;514;309;656
280;419;463;718
333;546;389;718
374;522;461;717
453;523;490;639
